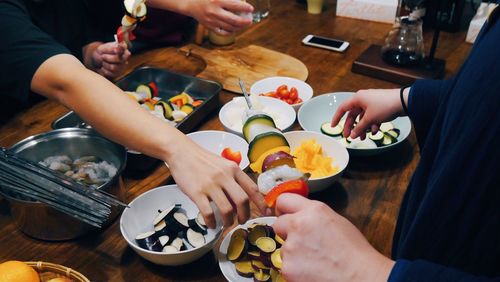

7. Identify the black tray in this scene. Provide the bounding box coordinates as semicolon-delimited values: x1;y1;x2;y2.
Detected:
52;67;222;177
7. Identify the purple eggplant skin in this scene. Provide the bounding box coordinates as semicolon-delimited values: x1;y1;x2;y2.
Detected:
258;253;273;268
263;225;275;239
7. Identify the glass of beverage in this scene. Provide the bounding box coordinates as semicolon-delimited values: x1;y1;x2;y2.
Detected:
306;0;323;14
247;0;271;22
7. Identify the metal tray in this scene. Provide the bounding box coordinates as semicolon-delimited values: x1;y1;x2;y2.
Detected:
52;66;222;134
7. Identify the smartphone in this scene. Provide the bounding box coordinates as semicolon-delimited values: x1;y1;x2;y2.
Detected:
302;35;350;52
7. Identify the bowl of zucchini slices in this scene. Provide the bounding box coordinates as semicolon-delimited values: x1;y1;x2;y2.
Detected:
298;92;412;156
120;185;223;265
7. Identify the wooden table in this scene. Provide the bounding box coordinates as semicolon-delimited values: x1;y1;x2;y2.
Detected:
0;1;471;281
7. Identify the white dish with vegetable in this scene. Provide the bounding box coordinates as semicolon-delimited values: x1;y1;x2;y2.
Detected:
298;92;412;156
120;185;223;266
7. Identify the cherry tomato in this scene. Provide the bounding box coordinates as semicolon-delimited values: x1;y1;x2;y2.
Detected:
296;98;303;103
286;98;295;104
289;87;298;100
276;85;288;94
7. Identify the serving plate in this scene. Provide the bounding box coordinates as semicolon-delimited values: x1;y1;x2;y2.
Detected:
218;216;276;282
298;92;412;156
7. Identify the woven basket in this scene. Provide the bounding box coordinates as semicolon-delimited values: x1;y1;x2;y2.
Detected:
25;261;90;282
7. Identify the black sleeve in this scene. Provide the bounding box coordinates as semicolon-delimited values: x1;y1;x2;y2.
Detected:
0;0;70;104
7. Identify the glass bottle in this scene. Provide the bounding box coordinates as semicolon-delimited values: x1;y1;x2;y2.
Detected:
381;16;425;66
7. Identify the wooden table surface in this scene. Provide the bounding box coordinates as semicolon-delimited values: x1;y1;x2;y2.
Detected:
0;1;471;281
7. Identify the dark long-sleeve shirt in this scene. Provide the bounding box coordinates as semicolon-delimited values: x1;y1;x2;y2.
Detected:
388;4;500;281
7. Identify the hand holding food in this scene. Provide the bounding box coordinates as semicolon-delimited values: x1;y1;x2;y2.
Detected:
91;41;131;79
187;0;253;36
331;88;406;139
166;139;269;228
272;193;395;282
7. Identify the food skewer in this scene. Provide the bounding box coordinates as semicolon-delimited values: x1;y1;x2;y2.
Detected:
116;0;147;47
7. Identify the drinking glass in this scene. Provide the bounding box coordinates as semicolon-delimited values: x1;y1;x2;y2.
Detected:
247;0;271;22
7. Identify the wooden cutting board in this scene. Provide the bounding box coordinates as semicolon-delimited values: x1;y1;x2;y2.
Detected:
179;44;309;94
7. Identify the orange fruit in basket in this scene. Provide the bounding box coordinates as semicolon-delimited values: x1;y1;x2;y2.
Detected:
0;260;40;282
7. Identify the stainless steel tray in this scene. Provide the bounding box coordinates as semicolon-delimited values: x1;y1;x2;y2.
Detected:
52;66;222;133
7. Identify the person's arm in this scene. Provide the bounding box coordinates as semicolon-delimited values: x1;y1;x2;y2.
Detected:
389;259;500;282
146;0;253;35
272;194;500;282
407;79;455;149
31;54;269;228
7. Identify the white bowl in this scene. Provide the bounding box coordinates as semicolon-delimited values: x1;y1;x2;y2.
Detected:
284;131;349;193
218;217;276;282
250;76;313;112
298;92;412;156
120;185;223;266
164;130;250;170
219;96;296;138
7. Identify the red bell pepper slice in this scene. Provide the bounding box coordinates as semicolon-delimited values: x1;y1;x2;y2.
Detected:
221;147;242;165
148;82;159;97
264;179;308;208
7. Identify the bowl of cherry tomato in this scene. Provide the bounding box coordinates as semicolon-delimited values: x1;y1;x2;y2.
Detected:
250;76;313;112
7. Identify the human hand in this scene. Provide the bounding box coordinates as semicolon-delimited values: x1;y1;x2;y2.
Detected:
91;42;131;79
272;194;394;282
166;139;270;229
187;0;253;35
331;88;406;140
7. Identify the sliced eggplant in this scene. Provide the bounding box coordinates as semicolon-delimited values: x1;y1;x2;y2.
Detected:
173;212;189;228
164;211;189;233
185;228;206;248
196;212;207;228
170;237;185;251
274;234;285;246
255;237;276;253
254;268;271;282
162;245;178;254
252;259;271;271
231;228;248;241
135;231;161;251
247;250;261;259
321;122;343;137
153;204;181;226
188;218;207;235
235;261;255;278
154;220;166;232
158;235;171;247
271;249;282;269
227;234;248;261
248;225;268;246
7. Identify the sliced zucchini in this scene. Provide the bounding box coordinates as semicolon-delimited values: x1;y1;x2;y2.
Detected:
368;131;384;143
386;129;400;138
382;135;396;146
242;114;277;143
320;122;343;137
248;132;289;163
380;122;394;132
336;138;350;148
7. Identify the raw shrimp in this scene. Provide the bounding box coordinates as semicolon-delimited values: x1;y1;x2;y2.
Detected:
257;165;304;194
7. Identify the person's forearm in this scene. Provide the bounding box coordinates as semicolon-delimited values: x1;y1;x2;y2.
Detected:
31;54;187;162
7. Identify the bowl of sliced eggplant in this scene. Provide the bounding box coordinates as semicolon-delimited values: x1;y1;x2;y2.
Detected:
218;217;286;282
120;185;223;266
298;92;412;156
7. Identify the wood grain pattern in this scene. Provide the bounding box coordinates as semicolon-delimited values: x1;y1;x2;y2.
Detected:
178;44;309;94
0;0;471;281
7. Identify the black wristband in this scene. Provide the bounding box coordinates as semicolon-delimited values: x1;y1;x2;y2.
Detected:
400;86;411;117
